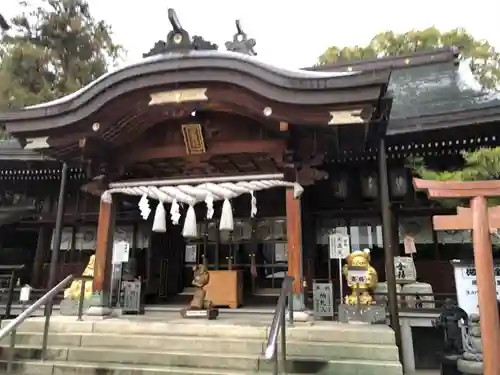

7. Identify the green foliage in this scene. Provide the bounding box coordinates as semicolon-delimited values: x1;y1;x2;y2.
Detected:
0;0;124;112
317;27;500;90
409;147;500;207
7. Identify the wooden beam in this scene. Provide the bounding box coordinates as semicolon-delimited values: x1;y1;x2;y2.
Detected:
414;178;500;192
119;139;285;165
427;187;500;198
433;206;500;230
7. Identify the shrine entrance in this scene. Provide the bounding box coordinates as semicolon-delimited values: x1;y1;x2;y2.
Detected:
144;190;289;307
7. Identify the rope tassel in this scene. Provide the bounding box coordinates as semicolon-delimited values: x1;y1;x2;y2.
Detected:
219;198;234;231
152;202;167;233
170;199;181;225
183;205;198;238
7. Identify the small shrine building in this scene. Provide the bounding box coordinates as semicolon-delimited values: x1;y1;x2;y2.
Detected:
0;10;499;325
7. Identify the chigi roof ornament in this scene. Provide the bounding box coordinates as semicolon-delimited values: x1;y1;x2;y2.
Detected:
0;13;10;32
143;8;218;58
225;20;257;56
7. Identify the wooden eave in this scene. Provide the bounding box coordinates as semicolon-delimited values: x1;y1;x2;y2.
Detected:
386;103;500;135
0;205;36;225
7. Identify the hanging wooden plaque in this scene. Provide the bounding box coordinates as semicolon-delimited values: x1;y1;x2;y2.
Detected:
181;124;206;155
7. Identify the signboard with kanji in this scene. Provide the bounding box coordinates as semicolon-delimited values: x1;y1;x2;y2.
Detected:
347;267;369;284
394;256;416;283
452;260;500;315
312;281;334;317
329;233;350;259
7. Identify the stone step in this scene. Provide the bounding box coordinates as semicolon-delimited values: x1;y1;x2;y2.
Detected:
0;360;262;375
1;333;264;355
0;357;402;375
0;333;399;361
2;318;397;345
5;346;263;371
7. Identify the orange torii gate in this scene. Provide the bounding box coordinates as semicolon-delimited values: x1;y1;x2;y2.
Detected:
414;178;500;375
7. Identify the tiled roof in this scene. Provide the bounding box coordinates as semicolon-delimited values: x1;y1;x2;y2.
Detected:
387;60;500;134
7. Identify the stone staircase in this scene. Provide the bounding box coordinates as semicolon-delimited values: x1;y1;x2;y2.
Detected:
0;316;403;375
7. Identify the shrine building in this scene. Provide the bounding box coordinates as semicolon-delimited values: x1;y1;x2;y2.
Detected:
0;11;499;323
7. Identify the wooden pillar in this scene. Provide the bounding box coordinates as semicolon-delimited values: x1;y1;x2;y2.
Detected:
378;138;403;364
471;197;500;375
31;225;51;288
91;199;116;310
286;187;303;309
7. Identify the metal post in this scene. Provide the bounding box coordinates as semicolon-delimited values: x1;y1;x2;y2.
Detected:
378;138;403;364
41;162;68;359
77;279;86;321
288;289;294;326
4;270;16;318
272;339;278;375
7;327;16;374
280;306;286;373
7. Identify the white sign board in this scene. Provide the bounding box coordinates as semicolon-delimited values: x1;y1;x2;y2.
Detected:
19;285;31;302
312;282;334;317
275;243;288;262
394;256;417;283
185;245;197;263
112;241;130;264
452;261;500;315
347;269;369;284
403;236;416;254
329;233;350;259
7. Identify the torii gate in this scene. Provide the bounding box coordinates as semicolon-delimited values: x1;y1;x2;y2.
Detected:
414;178;500;375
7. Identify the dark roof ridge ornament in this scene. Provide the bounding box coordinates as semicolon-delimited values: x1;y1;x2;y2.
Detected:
143;8;217;58
0;13;10;32
225;20;257;56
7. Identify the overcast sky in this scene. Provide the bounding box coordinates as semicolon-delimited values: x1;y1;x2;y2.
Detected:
3;0;499;69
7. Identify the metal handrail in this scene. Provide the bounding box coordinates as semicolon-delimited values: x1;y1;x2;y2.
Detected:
264;276;294;375
0;274;91;373
0;275;74;342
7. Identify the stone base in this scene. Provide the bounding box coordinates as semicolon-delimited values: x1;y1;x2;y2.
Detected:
457;358;483;374
287;310;314;323
180;307;219;320
338;304;386;324
85;306;113;317
59;299;91;316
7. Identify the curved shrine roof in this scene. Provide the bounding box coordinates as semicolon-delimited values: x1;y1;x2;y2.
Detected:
0;48;391;134
25;49;357;112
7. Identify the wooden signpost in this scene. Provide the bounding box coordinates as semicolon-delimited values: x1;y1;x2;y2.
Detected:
413;178;500;375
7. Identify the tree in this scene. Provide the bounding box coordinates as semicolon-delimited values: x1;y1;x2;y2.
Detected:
409;148;500;207
317;27;500;90
319;28;500;205
0;0;124;111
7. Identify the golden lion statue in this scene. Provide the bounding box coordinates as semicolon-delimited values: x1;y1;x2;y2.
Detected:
342;249;378;305
63;255;94;300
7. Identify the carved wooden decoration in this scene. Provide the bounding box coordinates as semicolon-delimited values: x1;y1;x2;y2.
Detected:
279;121;288;132
148;88;208;106
24;137;50;149
181;124;206;155
328;109;366;125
